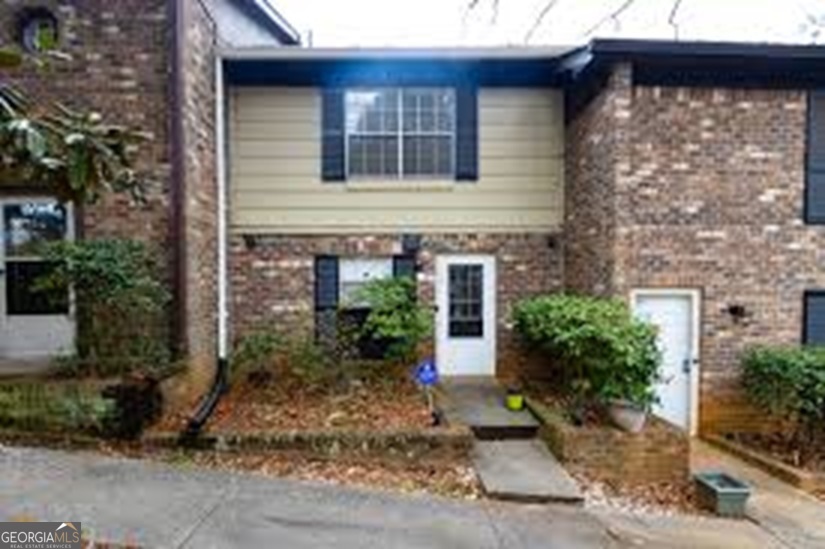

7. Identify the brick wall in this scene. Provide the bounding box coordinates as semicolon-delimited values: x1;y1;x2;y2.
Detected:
0;0;174;248
564;66;632;297
0;1;220;404
229;233;564;379
179;0;218;386
567;64;825;434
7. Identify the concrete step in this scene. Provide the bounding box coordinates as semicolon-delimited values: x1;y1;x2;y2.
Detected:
473;440;584;505
439;379;540;440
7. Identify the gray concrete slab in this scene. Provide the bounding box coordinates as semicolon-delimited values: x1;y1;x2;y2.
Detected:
0;446;611;548
473;440;584;504
439;378;539;436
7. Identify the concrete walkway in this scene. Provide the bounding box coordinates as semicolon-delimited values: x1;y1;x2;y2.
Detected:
474;440;583;504
692;439;825;548
0;446;612;548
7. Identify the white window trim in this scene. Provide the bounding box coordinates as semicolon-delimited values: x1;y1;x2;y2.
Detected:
344;87;456;181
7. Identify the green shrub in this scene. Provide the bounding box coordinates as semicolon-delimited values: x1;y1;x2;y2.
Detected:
0;382;115;434
513;294;661;408
353;276;433;364
285;336;338;386
742;345;825;448
36;239;173;380
230;329;283;385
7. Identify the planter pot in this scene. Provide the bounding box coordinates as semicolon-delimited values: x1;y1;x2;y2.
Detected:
607;400;647;433
505;393;524;412
694;472;751;517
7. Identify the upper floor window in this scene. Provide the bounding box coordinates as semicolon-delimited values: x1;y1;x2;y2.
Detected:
345;88;455;179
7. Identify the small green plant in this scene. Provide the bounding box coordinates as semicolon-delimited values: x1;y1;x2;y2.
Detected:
36;239;173;379
230;329;283;385
353;276;433;364
513;294;661;409
0;382;115;434
286;337;339;387
742;345;825;453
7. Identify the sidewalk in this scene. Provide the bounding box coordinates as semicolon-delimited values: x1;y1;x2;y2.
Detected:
692;439;825;548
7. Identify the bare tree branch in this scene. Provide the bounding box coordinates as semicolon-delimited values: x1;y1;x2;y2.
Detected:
581;0;637;38
668;0;685;39
524;0;564;44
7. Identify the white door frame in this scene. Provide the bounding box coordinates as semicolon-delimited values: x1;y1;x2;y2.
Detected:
630;288;702;436
435;254;497;377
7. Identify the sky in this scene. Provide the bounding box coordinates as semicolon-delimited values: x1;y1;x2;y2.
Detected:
273;0;825;47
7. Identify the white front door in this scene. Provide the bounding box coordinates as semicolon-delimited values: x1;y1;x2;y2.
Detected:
632;290;700;434
0;198;75;361
435;255;496;377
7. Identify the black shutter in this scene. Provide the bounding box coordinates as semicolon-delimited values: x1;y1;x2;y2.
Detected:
455;86;478;182
805;292;825;345
806;91;825;223
393;255;416;279
314;256;339;346
321;89;346;182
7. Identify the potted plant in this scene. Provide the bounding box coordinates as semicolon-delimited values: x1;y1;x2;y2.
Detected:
599;326;662;433
505;382;525;412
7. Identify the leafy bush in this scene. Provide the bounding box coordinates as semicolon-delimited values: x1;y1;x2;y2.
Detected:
230;329;283;386
742;345;825;450
0;382;115;434
36;239;173;379
353;276;433;364
513;294;661;408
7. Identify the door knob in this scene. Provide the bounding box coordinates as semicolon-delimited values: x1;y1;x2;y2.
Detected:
682;358;691;374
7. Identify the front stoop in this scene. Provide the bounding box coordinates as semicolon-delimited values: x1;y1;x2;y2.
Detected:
439;379;540;440
473;440;584;505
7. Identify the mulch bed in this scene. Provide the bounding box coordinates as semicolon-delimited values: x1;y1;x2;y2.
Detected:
96;442;479;500
153;377;433;433
726;432;825;472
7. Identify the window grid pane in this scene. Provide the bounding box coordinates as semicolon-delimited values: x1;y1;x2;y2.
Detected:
346;88;455;179
448;264;483;338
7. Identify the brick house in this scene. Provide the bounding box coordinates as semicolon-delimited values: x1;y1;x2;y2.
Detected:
223;41;825;437
0;0;298;401
3;1;825;437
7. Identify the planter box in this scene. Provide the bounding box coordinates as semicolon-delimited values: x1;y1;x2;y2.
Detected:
694;472;751;517
526;397;689;485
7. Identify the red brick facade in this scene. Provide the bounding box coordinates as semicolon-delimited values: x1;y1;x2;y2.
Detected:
566;64;820;434
229;233;564;380
0;1;219;398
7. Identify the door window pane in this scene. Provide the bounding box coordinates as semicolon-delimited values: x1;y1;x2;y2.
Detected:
6;261;68;315
4;202;67;257
448;264;483;338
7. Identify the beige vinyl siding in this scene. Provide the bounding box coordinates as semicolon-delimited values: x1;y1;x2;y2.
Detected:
230;87;564;233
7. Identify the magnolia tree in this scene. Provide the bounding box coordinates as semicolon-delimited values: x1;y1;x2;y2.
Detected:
0;47;147;204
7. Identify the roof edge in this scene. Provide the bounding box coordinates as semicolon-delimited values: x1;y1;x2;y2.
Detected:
218;45;576;61
234;0;301;45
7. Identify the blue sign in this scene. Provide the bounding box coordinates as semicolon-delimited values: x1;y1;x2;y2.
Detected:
414;358;438;386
